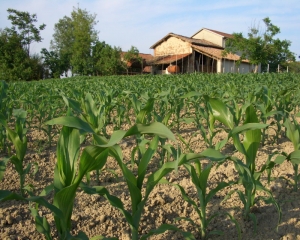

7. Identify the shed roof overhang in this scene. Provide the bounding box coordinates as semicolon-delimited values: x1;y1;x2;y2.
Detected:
192;45;249;63
147;53;191;65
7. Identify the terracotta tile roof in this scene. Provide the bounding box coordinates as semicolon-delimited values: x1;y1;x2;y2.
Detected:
192;45;249;62
121;52;153;60
147;53;191;65
138;53;153;60
150;33;221;49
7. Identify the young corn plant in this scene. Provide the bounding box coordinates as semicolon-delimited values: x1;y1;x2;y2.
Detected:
87;139;234;240
0;80;9;153
0;109;37;197
173;159;240;239
208;97;281;228
0;114;114;239
275;115;300;191
255;86;282;145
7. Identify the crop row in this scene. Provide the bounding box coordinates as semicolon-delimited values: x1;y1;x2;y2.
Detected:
0;73;300;239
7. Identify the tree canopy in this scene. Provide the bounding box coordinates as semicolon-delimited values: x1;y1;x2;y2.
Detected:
1;7;144;80
50;7;99;76
0;9;45;81
223;17;295;72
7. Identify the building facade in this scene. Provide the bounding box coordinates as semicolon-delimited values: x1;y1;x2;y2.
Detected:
148;28;259;74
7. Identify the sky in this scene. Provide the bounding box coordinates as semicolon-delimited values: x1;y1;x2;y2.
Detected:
0;0;299;59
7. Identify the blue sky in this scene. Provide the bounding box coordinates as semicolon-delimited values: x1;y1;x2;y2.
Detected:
0;0;299;58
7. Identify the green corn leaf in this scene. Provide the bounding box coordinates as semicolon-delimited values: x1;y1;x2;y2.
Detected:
30;208;52;240
137;136;159;189
274;155;286;164
27;196;64;219
56;127;80;188
288;150;300;165
77;146;109;178
84;93;98;127
229;123;268;136
108;145;142;216
284;119;299;150
207;97;234;129
80;182;134;227
45;116;95;134
53;183;78;233
243;105;262;166
206;181;234;204
136;98;154;124
197;162;213;197
181;91;201;98
0;190;25;202
124;122;175;141
0;157;9;181
146;150;227;197
0;112;7;127
61;95;83;114
6;128;27;162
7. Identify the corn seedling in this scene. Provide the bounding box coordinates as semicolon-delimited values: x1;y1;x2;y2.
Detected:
173;155;240;239
208;97;281;228
275;115;300;191
0;109;37;197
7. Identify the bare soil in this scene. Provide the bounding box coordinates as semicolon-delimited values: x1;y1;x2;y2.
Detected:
1;121;300;240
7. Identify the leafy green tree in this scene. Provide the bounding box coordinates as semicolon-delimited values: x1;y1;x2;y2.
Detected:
223;17;295;72
41;48;69;78
7;8;46;56
0;9;45;81
71;8;98;75
50;16;73;75
0;29;32;81
51;7;98;76
123;46;143;74
92;41;124;75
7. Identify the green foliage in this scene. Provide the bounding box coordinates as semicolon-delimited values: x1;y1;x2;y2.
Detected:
0;9;45;81
51;7;99;76
223;17;295;72
123;46;143;74
208;97;281;227
6;8;46;56
92;41;124;76
0;109;37;197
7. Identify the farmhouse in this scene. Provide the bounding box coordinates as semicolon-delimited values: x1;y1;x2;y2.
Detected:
121;52;153;74
148;28;257;74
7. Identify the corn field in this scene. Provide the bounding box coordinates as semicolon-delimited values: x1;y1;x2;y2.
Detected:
1;73;300;240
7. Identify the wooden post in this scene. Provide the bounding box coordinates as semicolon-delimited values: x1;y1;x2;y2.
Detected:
267;64;269;73
202;54;203;72
182;52;183;73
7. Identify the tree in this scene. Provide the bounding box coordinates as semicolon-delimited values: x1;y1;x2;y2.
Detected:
50;16;73;75
0;9;45;81
92;41;124;75
123;46;143;74
51;7;98;76
7;8;46;56
0;29;32;81
223;17;295;72
41;48;65;78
